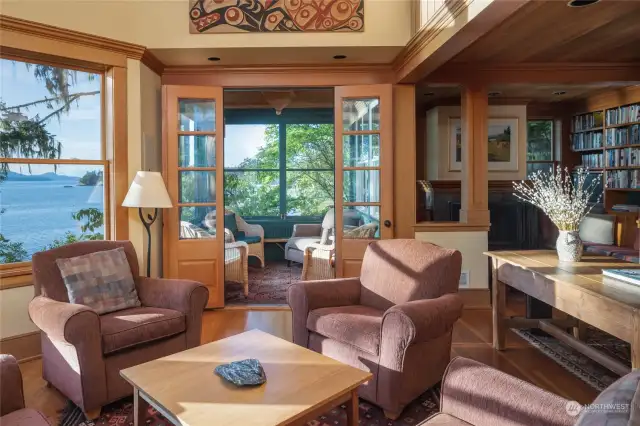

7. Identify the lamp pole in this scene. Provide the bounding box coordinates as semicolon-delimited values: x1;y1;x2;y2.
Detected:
138;207;158;277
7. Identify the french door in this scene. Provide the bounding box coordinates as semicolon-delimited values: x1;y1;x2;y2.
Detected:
335;85;394;277
163;85;225;308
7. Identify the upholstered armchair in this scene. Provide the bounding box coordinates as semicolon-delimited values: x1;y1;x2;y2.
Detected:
29;241;209;418
285;208;334;266
288;239;463;418
0;354;51;426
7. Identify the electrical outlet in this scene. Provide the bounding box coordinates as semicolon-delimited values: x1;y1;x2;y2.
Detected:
459;270;470;288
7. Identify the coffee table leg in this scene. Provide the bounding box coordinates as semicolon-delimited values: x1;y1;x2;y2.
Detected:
345;389;359;426
133;388;150;426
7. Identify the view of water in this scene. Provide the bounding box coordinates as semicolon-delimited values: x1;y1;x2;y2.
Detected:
0;180;105;261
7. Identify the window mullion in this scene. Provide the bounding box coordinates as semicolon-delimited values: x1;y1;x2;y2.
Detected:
279;122;287;218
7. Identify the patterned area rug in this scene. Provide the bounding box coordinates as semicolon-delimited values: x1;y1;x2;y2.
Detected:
513;326;631;391
225;261;302;305
59;386;440;426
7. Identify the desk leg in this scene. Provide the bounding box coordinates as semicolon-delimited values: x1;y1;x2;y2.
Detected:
133;388;150;426
572;320;588;341
346;389;359;426
492;258;506;350
633;314;640;369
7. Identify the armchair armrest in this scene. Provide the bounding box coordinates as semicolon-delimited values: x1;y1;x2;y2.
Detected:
382;293;463;346
28;296;100;345
0;354;24;416
439;357;574;426
287;277;361;346
237;221;264;238
292;224;322;238
136;277;209;348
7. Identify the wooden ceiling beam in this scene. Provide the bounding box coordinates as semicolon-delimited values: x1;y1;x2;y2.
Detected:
393;0;531;84
425;63;640;85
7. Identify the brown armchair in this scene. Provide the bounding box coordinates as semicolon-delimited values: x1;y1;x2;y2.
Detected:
287;239;463;419
0;354;51;426
29;241;209;418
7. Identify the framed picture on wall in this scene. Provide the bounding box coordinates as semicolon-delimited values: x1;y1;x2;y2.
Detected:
448;117;519;171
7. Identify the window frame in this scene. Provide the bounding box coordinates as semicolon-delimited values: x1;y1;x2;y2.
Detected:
223;108;334;220
526;118;557;176
0;56;109;270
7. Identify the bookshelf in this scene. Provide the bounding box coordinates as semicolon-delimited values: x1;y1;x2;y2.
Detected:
570;102;640;209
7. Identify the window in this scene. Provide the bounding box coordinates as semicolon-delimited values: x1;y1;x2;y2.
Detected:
0;58;105;265
526;120;555;176
224;109;334;219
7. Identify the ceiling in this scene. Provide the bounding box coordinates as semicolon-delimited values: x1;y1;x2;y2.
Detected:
416;82;638;106
451;0;640;63
150;46;401;67
224;89;333;109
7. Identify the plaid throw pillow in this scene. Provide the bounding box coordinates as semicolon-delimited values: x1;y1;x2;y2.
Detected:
56;247;141;315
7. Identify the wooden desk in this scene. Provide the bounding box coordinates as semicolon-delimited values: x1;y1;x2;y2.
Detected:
485;250;640;373
121;329;370;426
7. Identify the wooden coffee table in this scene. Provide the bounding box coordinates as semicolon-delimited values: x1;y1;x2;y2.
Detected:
120;329;372;426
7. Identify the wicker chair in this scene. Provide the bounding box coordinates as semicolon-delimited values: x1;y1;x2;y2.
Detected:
301;242;335;281
180;221;249;295
224;209;265;268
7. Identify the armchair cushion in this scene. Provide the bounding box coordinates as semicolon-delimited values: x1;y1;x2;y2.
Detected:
307;305;383;355
234;232;261;244
56;247;140;315
100;307;186;354
287;236;321;252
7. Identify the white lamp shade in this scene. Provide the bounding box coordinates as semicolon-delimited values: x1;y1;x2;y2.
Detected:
122;171;173;208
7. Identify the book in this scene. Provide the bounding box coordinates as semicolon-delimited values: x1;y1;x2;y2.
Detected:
602;269;640;287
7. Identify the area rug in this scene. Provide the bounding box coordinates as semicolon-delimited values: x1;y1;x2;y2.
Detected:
513;326;631;391
59;386;440;426
225;261;302;305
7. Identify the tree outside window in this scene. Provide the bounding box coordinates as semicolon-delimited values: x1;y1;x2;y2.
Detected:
526;120;555;176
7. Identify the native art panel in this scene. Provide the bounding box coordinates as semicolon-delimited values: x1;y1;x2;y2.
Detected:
189;0;364;33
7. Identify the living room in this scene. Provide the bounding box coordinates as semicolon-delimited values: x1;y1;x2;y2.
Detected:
1;0;640;425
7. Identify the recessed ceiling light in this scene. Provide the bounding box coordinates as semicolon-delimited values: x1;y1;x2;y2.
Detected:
553;91;567;96
488;91;502;97
424;92;435;97
207;57;221;62
333;55;347;60
567;0;600;6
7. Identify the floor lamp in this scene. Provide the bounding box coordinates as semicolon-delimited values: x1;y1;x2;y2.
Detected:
123;171;173;277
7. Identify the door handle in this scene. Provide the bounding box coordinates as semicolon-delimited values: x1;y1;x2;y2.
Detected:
384;220;392;228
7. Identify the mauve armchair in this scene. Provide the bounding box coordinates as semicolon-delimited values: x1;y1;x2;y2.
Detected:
0;354;51;426
287;239;464;418
29;241;209;418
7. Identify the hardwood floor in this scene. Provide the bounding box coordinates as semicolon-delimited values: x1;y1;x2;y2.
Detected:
19;304;598;424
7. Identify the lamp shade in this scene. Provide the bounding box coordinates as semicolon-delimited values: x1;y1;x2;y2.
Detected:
122;171;173;208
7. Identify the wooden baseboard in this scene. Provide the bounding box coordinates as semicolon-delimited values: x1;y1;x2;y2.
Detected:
0;331;41;362
460;288;490;309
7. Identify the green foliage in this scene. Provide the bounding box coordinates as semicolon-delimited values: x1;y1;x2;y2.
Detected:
78;170;103;186
223;123;334;217
527;120;553;161
72;207;104;233
0;234;27;264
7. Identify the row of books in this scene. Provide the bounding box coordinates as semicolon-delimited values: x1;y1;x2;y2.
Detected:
611;204;640;212
606;103;640;126
573;111;603;132
605;125;640;147
571;132;603;151
581;153;603;168
606;169;640;189
606;148;640;168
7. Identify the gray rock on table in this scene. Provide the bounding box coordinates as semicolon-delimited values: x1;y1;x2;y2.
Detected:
214;358;267;386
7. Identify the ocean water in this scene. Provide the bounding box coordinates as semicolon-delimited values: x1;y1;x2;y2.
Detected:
0;180;105;261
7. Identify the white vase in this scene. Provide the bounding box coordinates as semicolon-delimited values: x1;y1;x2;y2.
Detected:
556;230;583;262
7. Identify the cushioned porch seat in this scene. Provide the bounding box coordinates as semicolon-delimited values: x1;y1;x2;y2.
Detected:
100;307;186;354
234;233;262;245
287;236;321;252
307;305;383;355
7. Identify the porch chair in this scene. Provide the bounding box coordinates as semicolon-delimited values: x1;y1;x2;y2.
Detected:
29;240;209;418
288;239;463;418
224;210;265;268
285;208;335;266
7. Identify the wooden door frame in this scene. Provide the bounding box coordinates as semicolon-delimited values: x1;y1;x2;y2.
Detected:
162;85;225;308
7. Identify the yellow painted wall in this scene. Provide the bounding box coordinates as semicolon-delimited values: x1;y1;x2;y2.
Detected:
0;0;413;49
0;286;38;339
415;231;489;289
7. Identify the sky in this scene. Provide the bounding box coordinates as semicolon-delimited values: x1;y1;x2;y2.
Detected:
0;58;102;177
224;124;270;167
